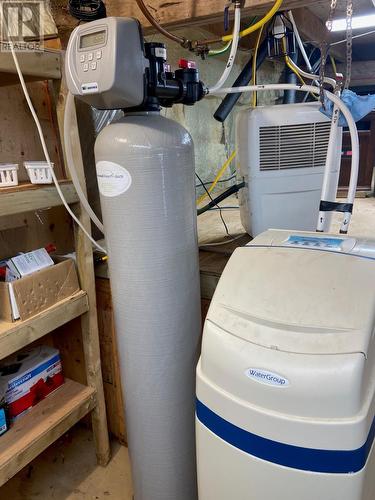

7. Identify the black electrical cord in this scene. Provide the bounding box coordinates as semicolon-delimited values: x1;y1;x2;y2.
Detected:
195;172;232;238
197;181;245;216
195;174;236;189
68;0;106;21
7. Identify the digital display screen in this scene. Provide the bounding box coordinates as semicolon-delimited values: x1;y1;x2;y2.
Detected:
79;30;106;49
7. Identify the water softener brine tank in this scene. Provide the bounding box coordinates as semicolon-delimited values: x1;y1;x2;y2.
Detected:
196;229;375;500
95;112;201;500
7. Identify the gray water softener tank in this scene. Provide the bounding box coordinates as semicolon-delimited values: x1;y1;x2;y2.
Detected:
95;111;201;500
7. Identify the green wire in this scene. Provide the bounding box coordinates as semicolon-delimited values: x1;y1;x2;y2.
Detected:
208;41;232;57
208;16;259;57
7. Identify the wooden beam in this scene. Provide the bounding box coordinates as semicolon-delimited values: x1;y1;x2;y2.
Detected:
65;92;111;467
337;61;375;87
292;8;346;62
0;48;61;81
51;0;313;42
0;181;78;217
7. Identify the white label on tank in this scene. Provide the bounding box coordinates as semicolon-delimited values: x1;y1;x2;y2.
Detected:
245;368;289;387
81;82;98;94
96;161;132;197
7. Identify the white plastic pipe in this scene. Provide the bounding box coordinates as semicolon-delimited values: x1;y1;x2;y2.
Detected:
209;84;359;234
209;6;241;93
6;30;106;252
317;98;342;232
64;92;105;234
288;11;314;72
287;57;337;89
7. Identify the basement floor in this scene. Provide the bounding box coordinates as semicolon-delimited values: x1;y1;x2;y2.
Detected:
1;195;374;500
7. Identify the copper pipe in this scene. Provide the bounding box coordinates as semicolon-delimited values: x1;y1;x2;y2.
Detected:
193;37;223;47
135;0;189;47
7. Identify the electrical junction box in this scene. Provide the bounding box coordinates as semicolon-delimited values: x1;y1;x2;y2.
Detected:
236;102;343;236
65;17;147;109
197;229;375;500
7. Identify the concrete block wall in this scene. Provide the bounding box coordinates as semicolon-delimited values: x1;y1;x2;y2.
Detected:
149;28;284;198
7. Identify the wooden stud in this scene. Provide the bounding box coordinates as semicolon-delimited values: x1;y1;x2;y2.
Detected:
0;50;61;86
63;92;111;466
96;278;127;445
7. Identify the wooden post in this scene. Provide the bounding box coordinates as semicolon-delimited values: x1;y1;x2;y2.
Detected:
54;79;111;466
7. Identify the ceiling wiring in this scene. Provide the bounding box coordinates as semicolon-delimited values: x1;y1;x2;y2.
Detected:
195;174;237;188
331;28;375;45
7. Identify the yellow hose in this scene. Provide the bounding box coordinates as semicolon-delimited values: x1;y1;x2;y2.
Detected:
285;55;305;85
282;38;319;100
196;150;237;206
252;25;264;107
222;0;283;42
330;55;337;75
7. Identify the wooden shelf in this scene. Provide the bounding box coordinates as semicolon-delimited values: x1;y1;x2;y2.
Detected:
0;291;89;361
0;49;61;87
0;69;111;477
0;379;96;487
0;181;79;216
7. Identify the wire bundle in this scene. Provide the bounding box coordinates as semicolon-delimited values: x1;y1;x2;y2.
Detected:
68;0;106;21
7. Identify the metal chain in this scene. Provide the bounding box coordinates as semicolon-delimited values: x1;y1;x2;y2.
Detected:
344;0;353;89
319;0;337;106
326;0;338;32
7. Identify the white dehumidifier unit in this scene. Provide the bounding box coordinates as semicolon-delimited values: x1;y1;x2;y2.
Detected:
237;102;343;236
196;230;375;500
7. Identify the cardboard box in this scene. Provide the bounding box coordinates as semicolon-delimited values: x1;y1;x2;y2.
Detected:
0;259;80;322
0;346;64;420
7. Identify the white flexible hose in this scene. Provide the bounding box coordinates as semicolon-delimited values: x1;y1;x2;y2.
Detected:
209;6;241;93
317;101;341;232
288;11;322;89
288;11;313;72
209;84;359;234
287;58;337;89
64;92;105;234
7;41;106;253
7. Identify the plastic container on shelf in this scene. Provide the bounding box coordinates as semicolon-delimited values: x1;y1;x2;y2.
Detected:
24;161;54;184
0;164;19;187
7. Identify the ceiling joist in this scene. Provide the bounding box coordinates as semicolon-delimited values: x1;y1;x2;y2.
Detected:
337;61;375;87
52;0;314;40
292;8;346;62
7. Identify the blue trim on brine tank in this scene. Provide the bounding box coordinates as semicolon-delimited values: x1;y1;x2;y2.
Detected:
196;399;375;474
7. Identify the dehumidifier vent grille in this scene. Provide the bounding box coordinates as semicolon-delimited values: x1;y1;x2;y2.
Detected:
259;122;331;171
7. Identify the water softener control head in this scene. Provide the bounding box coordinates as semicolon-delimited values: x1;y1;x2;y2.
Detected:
65;17;206;110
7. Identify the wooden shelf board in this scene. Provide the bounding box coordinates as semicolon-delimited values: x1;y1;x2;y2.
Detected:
0;379;96;487
0;291;89;361
0;49;61;87
0;181;79;216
